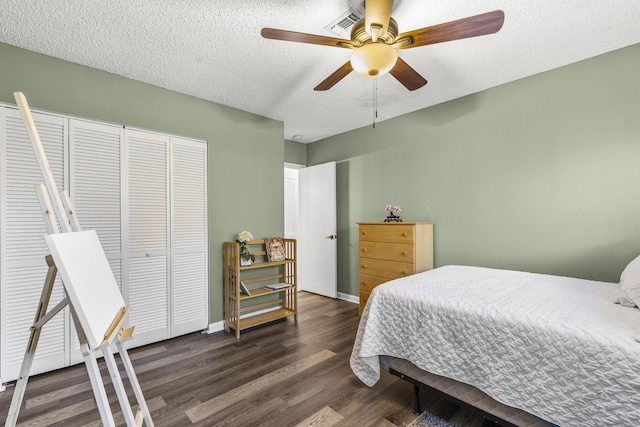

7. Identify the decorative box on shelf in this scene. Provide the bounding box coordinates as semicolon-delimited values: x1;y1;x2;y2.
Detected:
223;238;297;338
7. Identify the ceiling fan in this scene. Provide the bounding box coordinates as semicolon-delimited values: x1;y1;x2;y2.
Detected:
261;0;504;91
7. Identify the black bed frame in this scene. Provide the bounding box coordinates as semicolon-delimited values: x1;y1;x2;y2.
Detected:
389;367;519;427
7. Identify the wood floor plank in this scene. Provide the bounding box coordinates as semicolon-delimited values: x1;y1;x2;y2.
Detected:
24;381;93;410
16;398;97;427
205;396;288;427
185;349;336;422
293;405;344;427
0;292;490;426
82;396;167;427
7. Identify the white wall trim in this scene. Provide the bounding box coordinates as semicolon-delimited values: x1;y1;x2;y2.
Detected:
205;321;225;334
284;162;305;169
205;306;282;334
337;292;358;304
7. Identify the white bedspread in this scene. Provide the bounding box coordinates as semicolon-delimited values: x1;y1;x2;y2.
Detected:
350;265;640;426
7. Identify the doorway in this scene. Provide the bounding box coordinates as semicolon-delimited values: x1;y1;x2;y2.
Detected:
284;164;302;239
284;162;337;298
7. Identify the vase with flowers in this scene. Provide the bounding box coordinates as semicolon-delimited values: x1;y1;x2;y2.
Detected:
384;204;402;222
236;230;256;266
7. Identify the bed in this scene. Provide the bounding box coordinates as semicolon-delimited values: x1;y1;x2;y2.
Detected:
350;263;640;426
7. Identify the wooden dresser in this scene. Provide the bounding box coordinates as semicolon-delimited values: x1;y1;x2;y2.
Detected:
357;222;434;315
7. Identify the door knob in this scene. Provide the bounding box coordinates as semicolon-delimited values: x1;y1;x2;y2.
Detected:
325;234;336;240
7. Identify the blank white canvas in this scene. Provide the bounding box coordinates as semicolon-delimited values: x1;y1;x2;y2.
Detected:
45;230;126;349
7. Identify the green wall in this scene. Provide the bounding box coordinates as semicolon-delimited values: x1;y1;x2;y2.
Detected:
4;39;639;310
284;139;307;165
0;42;285;324
309;43;640;297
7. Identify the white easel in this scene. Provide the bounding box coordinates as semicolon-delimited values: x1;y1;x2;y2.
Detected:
4;92;154;427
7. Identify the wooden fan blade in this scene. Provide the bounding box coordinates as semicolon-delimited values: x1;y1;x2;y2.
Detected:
261;28;353;48
389;57;427;91
365;0;394;42
314;61;354;91
395;10;505;49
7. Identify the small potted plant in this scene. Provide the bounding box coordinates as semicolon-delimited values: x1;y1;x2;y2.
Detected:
236;231;256;266
384;205;402;222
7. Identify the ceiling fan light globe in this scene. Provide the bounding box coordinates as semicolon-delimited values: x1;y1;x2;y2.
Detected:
350;43;398;77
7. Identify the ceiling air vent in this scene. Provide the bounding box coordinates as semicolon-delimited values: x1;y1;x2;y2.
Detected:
325;10;363;38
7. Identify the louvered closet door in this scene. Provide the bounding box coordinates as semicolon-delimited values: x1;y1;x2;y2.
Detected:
170;137;208;336
68;119;122;364
0;108;68;382
125;129;169;347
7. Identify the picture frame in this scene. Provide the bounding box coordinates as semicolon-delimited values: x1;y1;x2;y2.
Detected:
239;280;251;296
264;237;286;262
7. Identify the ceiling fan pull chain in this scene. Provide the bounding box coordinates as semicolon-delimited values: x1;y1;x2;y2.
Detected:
373;76;378;129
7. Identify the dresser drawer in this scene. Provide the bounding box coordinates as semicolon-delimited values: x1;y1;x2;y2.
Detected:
359;289;371;315
359;258;415;279
360;241;414;263
360;274;389;293
359;224;415;244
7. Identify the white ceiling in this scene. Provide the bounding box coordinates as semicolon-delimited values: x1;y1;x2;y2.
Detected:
1;1;639;143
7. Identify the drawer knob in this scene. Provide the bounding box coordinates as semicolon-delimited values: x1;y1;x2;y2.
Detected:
362;264;367;269
402;271;408;275
362;248;367;252
402;252;407;256
402;233;407;237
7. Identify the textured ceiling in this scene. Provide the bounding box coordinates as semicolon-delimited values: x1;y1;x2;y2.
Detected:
1;1;639;143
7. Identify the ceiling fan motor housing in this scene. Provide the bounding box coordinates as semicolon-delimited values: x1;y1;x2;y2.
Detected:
350;17;399;46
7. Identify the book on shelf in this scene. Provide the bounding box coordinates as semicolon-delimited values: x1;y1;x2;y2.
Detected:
239;280;251;296
264;237;286;262
264;283;293;291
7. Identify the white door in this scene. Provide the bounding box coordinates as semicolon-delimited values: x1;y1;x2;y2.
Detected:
170;137;208;336
125;129;169;347
298;162;337;298
0;108;67;382
69;118;123;364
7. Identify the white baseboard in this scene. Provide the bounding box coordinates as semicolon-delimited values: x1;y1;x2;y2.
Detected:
206;293;359;333
337;292;358;304
205;321;225;334
205;306;282;334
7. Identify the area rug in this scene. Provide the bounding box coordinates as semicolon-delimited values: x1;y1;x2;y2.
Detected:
406;411;455;427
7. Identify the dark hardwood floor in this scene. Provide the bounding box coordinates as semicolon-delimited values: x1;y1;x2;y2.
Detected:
0;292;496;426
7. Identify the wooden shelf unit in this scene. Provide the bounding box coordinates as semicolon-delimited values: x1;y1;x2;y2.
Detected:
223;239;297;338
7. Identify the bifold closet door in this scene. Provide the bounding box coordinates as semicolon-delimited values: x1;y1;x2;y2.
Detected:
170;137;208;336
1;107;208;381
124;129;170;347
0;108;68;382
68;118;123;364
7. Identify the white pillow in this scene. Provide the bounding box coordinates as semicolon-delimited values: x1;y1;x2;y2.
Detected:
617;254;640;308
